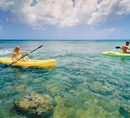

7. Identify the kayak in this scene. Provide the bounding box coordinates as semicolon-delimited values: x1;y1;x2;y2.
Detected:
0;57;56;67
102;51;130;57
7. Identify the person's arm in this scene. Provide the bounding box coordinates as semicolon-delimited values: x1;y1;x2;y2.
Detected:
12;53;17;62
21;50;30;54
127;47;130;50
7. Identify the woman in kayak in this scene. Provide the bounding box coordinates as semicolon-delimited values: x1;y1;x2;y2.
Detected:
121;42;130;53
12;46;31;62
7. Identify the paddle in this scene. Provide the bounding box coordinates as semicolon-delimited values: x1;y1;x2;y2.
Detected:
115;46;121;49
4;45;43;68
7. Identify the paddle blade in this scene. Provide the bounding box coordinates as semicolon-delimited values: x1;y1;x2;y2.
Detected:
30;45;43;53
38;45;43;48
115;46;121;49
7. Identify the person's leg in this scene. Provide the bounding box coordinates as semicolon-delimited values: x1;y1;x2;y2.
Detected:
20;56;31;62
24;56;31;62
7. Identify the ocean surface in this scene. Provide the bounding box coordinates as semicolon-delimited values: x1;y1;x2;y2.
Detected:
0;40;130;118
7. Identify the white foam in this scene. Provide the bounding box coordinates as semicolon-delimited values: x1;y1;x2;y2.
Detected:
0;48;12;55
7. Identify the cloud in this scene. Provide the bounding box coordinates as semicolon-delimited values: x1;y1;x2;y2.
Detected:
95;28;117;37
88;0;130;25
33;25;46;30
86;27;121;39
0;26;2;33
0;0;130;27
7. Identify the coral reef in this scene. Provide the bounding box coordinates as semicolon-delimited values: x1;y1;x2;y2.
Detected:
14;94;55;118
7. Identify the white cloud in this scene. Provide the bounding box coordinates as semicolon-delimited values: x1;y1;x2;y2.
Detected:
33;25;46;30
86;27;121;39
95;28;117;37
0;0;130;27
0;26;2;33
0;26;2;29
88;0;130;25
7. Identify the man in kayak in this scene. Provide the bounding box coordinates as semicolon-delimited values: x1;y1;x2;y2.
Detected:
12;46;31;62
121;42;130;53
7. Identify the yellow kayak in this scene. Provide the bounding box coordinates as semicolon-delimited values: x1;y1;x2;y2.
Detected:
0;57;56;67
102;51;130;57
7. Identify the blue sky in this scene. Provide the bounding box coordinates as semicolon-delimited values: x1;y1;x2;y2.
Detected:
0;0;130;40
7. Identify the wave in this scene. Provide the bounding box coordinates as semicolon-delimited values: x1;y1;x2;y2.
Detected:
0;48;12;55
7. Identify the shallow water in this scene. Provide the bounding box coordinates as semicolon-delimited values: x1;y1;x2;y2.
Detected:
0;40;130;118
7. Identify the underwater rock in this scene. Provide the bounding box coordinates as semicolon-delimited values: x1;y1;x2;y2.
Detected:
89;82;113;96
119;106;130;118
14;94;55;118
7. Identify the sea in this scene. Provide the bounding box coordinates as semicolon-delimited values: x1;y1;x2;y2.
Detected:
0;40;130;118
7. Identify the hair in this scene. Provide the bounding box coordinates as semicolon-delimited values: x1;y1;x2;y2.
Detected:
126;42;129;45
14;46;20;52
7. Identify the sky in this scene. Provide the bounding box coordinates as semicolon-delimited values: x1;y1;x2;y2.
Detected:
0;0;130;40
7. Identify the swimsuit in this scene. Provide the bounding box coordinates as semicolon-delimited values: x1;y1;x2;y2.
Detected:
15;55;21;60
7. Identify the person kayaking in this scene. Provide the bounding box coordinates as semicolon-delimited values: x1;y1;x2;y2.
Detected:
12;46;31;62
121;41;130;53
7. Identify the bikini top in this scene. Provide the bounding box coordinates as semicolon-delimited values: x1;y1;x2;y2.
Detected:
14;54;21;60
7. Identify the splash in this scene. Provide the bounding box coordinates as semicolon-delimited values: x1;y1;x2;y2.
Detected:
0;48;12;55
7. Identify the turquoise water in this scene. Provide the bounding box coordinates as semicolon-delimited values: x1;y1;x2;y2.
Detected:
0;40;130;118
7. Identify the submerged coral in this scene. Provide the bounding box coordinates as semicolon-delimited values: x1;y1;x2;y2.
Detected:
14;94;56;118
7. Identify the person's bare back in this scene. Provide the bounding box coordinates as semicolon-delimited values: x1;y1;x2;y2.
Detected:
121;42;130;53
